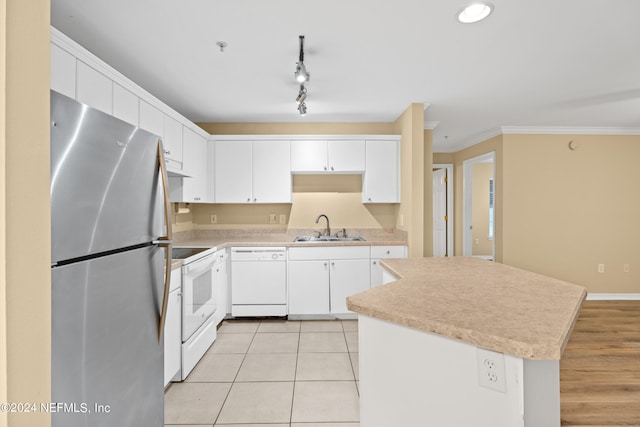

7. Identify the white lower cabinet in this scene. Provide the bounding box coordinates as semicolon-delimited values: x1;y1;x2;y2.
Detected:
370;245;407;288
288;246;370;316
329;259;371;314
164;267;182;387
288;260;330;315
213;249;228;325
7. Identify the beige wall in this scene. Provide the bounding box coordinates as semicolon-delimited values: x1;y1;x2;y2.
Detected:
1;1;51;426
392;104;426;257
502;134;640;293
471;162;493;256
197;110;429;256
441;132;639;293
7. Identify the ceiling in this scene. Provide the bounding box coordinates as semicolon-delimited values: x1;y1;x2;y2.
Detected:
51;0;640;152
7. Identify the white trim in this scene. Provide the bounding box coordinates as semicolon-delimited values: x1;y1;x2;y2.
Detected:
463;152;496;258
586;293;640;301
424;121;440;130
50;26;209;139
501;126;640;135
211;134;401;141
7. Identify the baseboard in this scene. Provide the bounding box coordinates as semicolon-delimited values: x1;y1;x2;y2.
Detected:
586;293;640;301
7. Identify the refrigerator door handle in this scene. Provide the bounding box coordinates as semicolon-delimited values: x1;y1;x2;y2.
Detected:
156;139;174;342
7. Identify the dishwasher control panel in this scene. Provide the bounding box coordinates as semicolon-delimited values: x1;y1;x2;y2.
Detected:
231;247;286;261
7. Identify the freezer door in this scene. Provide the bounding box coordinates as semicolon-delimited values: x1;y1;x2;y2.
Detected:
50;91;164;263
52;245;164;427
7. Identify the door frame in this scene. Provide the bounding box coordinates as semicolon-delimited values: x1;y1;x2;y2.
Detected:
462;152;495;259
433;164;454;257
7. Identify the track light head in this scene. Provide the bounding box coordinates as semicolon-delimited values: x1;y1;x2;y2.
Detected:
294;62;310;83
296;86;307;104
297;102;307;116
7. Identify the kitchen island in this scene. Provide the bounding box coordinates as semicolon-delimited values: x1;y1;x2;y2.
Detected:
346;257;587;427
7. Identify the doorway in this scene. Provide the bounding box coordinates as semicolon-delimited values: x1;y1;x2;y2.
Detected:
432;164;454;257
463;153;495;260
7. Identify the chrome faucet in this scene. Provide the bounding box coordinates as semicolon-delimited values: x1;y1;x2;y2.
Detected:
315;214;331;236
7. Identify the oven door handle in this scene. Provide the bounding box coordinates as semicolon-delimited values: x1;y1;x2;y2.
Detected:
184;255;215;275
156;139;173;343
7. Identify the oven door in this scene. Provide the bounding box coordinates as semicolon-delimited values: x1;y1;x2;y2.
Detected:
182;254;217;341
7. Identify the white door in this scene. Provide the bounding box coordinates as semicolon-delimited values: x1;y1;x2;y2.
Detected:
327;140;365;172
288;260;330;315
330;259;370;314
363;140;399;203
215;140;252;203
291;140;327;172
433;168;447;257
253;140;291;203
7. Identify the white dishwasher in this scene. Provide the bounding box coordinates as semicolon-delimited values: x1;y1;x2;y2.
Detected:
231;247;287;317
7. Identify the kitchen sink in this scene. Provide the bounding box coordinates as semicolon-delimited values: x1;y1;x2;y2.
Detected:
293;235;366;242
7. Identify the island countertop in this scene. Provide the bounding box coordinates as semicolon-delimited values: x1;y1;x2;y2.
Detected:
346;257;587;360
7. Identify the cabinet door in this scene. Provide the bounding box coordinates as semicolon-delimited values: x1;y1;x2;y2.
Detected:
330;259;370;314
139;100;164;139
253;140;291;203
76;61;112;115
51;43;76;99
215;140;253;203
328;140;365;172
182;128;207;202
363;140;399;203
288;261;330;315
370;246;407;287
291;140;327;172
163;116;183;163
164;274;181;387
113;83;139;126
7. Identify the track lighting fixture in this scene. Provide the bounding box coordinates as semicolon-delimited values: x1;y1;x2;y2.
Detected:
294;35;310;83
296;85;307;104
294;35;310;116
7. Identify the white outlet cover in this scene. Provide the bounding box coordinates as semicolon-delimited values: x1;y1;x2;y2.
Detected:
477;348;506;393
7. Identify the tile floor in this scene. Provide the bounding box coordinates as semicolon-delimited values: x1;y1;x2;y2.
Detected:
164;319;360;427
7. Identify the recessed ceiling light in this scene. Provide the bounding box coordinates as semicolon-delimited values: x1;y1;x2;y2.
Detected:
457;2;493;23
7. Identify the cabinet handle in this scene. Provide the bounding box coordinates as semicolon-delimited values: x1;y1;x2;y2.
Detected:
253;198;257;202
247;198;251;202
331;262;336;269
373;261;377;265
331;166;334;171
323;262;328;268
386;250;390;255
164;150;171;155
368;197;372;202
323;166;328;171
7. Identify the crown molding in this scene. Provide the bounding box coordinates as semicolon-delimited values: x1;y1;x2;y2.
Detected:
500;126;640;135
424;121;440;130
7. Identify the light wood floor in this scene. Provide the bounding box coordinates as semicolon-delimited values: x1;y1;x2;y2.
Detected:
560;300;640;426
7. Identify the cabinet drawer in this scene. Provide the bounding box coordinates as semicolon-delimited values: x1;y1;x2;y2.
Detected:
371;245;407;259
288;246;370;261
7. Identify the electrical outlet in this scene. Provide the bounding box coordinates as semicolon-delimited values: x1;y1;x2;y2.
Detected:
210;214;217;224
269;213;277;224
279;214;287;225
477;348;506;393
598;264;605;273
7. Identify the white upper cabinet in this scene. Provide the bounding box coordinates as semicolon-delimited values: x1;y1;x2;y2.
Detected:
253;140;291;203
179;127;208;202
363;139;400;203
51;43;76;99
291;139;365;173
76;61;112;115
112;83;139;126
327;140;365;172
139;100;164;139
162;116;183;165
215;140;291;203
215;140;253;203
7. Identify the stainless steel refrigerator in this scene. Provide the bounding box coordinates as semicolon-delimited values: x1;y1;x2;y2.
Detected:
50;90;172;427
